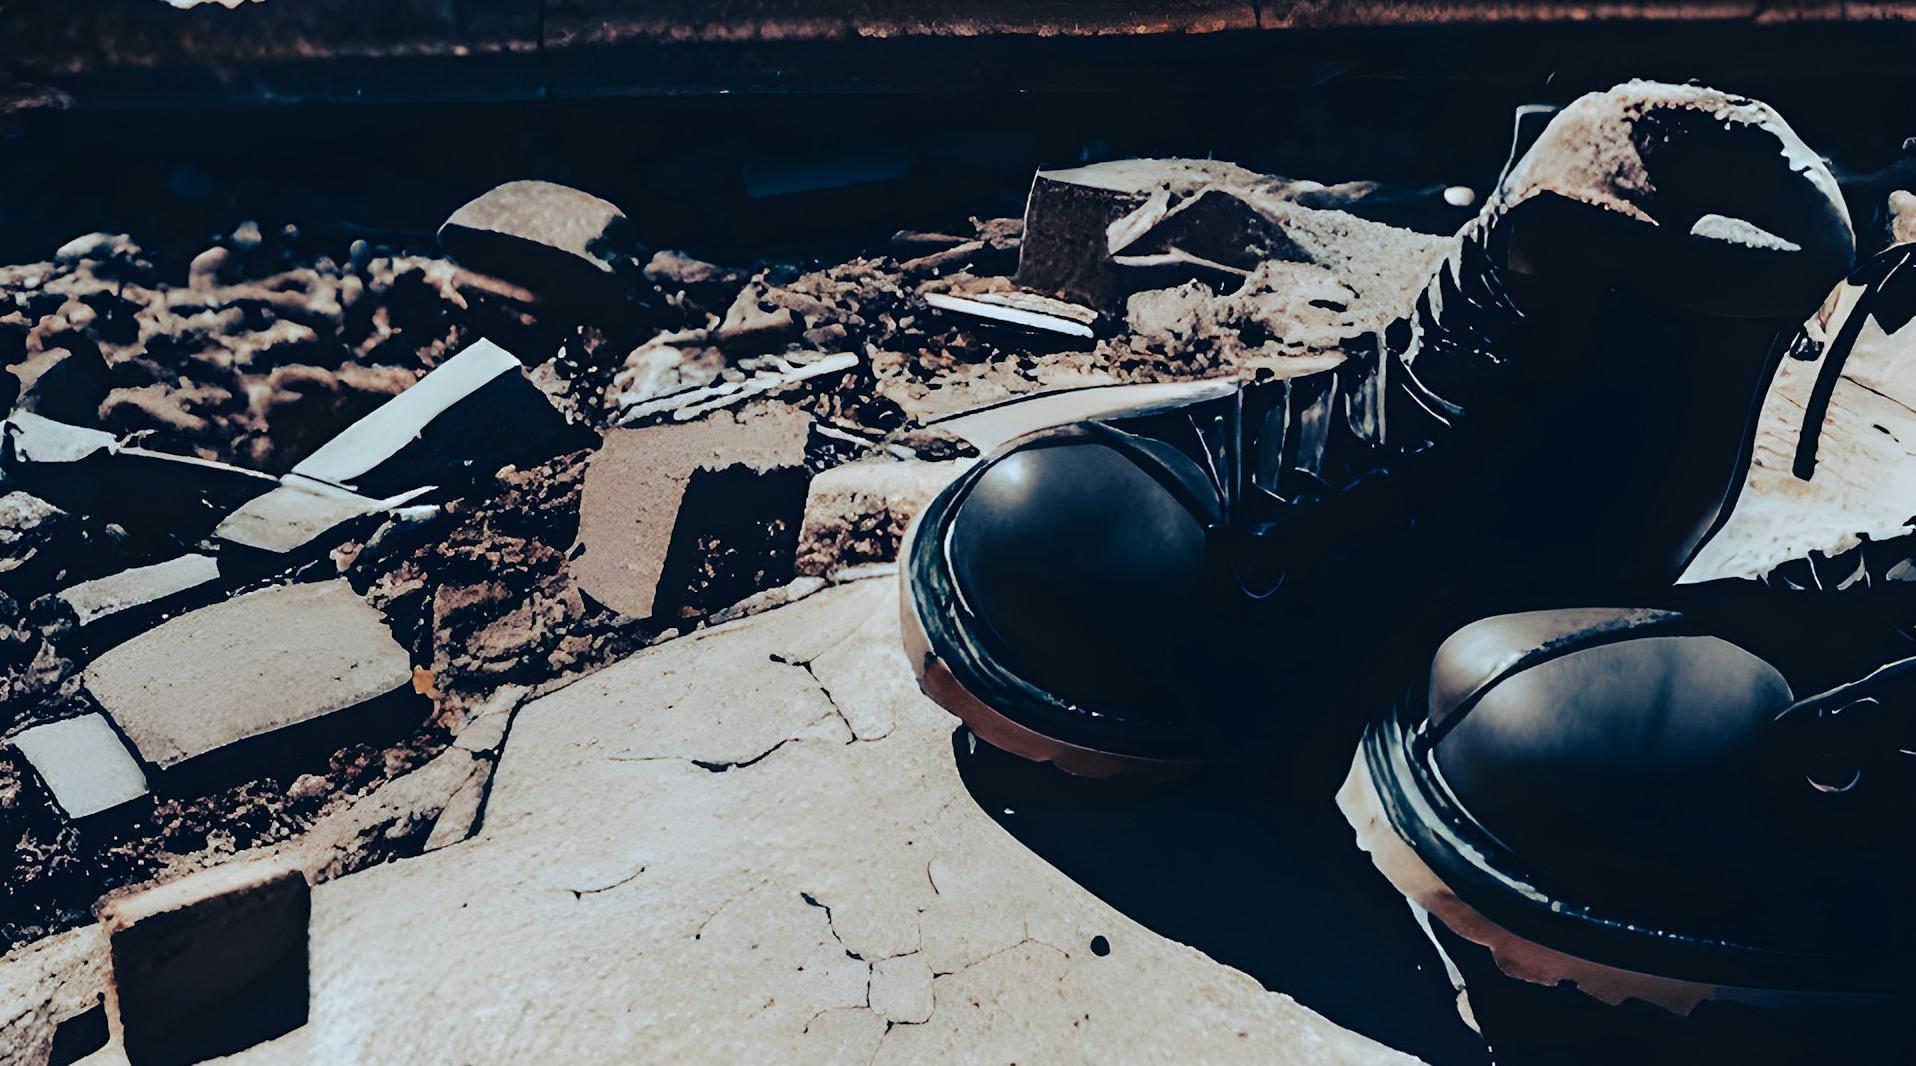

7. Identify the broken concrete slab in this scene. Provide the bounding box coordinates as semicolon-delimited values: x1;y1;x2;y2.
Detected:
84;580;414;769
572;405;812;620
795;458;970;577
99;859;309;1066
278;582;1409;1063
10;713;149;820
288;338;589;500
57;554;223;658
437;180;636;301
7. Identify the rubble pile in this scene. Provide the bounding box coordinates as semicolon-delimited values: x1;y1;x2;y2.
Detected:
0;158;1435;969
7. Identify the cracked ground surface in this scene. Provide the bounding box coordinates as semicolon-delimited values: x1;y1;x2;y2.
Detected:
198;577;1410;1064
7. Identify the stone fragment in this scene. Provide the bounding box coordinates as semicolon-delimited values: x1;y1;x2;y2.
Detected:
573;406;812;619
438;180;636;299
929;379;1237;453
920;291;1096;340
287;338;589;500
712;283;804;353
0;490;67;584
1017;159;1372;308
84;580;413;769
12;340;111;425
869;954;934;1025
99;860;309;1066
10;713;148;819
794;459;970;577
58;555;222;656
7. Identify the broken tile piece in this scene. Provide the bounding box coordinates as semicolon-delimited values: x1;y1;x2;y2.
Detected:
57;554;223;658
438;180;634;299
214;476;433;560
100;859;309;1066
290;338;588;500
10;714;148;819
794;458;970;577
84;580;413;769
573;406;811;620
921;291;1097;339
59;555;219;629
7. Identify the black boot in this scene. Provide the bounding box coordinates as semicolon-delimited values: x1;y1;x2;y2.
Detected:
1340;529;1916;1024
902;82;1854;777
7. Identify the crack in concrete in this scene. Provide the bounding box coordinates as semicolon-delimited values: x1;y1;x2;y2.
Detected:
566;865;646;899
799;891;864;961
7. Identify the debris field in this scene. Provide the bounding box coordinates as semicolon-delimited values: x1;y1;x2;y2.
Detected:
1;154;1910;1065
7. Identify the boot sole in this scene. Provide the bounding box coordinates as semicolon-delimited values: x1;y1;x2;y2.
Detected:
1337;719;1914;1016
897;502;1197;780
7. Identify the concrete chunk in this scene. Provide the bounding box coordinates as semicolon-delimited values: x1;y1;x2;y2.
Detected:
438;180;634;299
84;581;413;769
289;338;587;500
10;713;148;819
573;406;811;620
100;860;309;1066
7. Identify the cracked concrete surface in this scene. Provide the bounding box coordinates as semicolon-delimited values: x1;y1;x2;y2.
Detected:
211;577;1409;1064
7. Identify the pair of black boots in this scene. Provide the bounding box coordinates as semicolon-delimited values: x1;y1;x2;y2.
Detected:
902;82;1916;1024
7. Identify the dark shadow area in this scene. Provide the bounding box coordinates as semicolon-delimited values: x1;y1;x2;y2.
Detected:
155;683;435;801
1429;922;1906;1065
47;1000;109;1066
654;463;812;621
951;727;1488;1066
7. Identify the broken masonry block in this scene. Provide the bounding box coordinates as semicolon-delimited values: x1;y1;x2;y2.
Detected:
56;554;223;658
9;713;149;820
794;458;972;577
438;180;641;304
213;476;434;577
920;291;1097;341
84;580;414;770
1016;159;1274;307
573;406;812;620
100;860;310;1066
287;338;593;501
1016;158;1376;309
2;412;278;542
